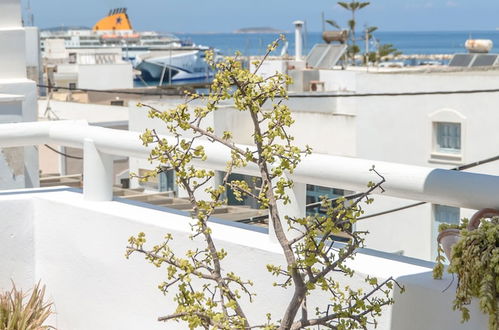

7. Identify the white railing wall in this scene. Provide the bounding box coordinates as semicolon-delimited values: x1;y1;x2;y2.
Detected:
1;120;499;211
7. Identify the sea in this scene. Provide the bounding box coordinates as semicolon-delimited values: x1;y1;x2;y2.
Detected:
137;30;499;87
176;30;499;56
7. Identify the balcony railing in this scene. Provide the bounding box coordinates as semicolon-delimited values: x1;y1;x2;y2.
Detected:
1;120;498;210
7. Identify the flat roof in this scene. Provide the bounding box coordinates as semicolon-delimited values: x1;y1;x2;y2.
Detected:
38;100;128;126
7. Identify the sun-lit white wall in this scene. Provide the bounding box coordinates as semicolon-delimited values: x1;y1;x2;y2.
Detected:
0;189;488;330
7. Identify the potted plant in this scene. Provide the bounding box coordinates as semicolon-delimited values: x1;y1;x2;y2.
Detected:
434;208;499;330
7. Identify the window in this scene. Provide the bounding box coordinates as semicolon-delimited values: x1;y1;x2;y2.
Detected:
435;122;461;153
138;168;176;193
431;204;460;260
158;169;175;193
428;109;465;164
138;168;158;189
110;100;124;106
68;52;77;64
306;184;345;216
224;173;262;209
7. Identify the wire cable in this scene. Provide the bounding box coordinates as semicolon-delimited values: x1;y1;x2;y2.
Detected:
289;87;499;98
37;84;191;96
44;144;83;160
37;84;499;98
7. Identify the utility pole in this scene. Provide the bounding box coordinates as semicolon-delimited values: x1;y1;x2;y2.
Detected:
321;12;325;33
27;0;34;26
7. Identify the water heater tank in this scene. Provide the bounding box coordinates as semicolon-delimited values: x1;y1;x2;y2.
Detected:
465;39;493;53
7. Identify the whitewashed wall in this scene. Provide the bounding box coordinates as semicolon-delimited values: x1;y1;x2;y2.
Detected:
0;198;35;290
0;0;38;189
0;190;488;330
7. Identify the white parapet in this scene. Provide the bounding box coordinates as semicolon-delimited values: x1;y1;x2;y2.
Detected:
1;120;499;210
0;189;488;330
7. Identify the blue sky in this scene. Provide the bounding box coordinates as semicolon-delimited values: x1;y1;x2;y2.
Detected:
24;0;499;33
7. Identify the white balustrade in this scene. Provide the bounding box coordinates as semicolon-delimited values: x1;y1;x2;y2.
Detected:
1;120;499;210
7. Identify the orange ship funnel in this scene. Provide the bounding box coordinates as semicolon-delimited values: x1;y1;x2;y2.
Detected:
93;8;133;31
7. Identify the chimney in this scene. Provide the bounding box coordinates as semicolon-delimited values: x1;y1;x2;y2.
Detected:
293;20;304;61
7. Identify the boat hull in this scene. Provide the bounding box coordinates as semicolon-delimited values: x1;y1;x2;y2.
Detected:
135;49;214;84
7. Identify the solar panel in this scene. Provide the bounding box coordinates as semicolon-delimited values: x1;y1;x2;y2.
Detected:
471;54;498;67
307;44;347;69
448;54;475;67
307;44;329;68
320;45;348;68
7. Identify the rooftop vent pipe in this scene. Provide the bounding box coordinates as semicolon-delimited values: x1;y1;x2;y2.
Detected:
293;20;304;61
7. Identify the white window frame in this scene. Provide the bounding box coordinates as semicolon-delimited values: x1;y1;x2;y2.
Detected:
428;108;465;164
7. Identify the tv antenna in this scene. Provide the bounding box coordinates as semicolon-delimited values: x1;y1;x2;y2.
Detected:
25;0;35;26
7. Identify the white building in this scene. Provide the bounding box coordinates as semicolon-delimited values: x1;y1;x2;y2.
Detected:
0;0;38;189
127;64;499;262
45;41;134;90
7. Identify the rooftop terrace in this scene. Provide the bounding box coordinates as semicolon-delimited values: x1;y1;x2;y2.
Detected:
0;120;494;329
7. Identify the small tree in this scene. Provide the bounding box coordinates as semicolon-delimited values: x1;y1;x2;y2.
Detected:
126;37;402;329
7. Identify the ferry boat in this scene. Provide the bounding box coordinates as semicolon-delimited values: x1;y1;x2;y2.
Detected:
40;8;215;84
135;48;214;83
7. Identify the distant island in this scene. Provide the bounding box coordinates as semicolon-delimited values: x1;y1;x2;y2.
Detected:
234;27;286;34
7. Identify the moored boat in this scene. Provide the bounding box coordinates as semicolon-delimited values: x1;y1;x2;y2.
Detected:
40;8;215;85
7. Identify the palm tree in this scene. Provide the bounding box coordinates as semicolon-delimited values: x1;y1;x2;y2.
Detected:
337;1;370;62
325;19;341;30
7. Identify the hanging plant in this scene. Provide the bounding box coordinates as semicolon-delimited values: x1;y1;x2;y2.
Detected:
433;209;499;330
